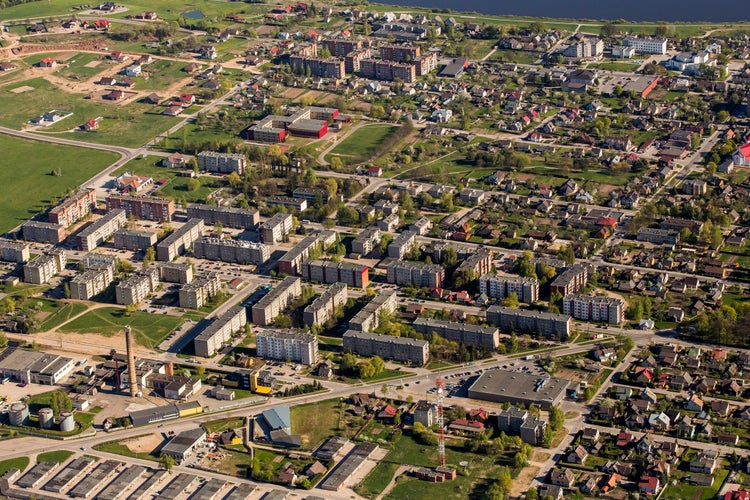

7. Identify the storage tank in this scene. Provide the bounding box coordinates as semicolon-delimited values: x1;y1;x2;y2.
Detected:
38;407;54;429
59;412;75;432
9;403;29;426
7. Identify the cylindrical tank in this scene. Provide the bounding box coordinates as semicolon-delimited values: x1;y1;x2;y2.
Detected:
38;407;54;429
9;403;29;426
59;412;75;432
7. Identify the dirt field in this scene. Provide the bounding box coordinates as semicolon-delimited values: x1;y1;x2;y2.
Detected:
281;87;305;99
122;434;163;454
598;184;620;196
510;465;540;497
10;85;34;93
256;25;277;36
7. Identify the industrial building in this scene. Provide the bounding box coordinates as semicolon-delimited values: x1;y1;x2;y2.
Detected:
115;268;159;305
342;330;429;365
467;370;570;410
303;282;348;326
413;318;499;350
486;306;572;340
178;272;221;309
77;209;127;251
256;329;319;365
193;237;269;265
105;194;175;222
387;230;417;259
194;306;248;358
69;460;122;498
196;151;247;175
563;294;625;325
319;443;379;491
156;218;205;261
48;188;97;227
251;276;302;325
386;261;444;288
186;203;259;229
23;248;66;284
259;213;294;244
301;259;369;288
21;220;66;244
348;290;397;332
70;265;115;300
160;427;207;463
0;347;75;385
350;226;382;256
277;230;337;276
157;262;194;284
112;228;157;251
479;274;539;303
0;238;30;263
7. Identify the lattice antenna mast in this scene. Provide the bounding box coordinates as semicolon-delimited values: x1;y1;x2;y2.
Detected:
436;378;446;467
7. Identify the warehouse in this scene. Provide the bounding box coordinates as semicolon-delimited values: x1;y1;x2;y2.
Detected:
467;370;570;410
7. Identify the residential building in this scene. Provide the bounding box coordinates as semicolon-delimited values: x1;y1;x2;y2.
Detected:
348;290;397;332
48;189;96;227
259;213;294;244
301;259;369;288
112;228;157;251
563;294;625;324
251;276;302;325
388;230;417;259
178;272;221;309
303;282;348;326
22;221;66;244
343;330;429;365
186;204;259;229
351;226;382;256
637;227;679;245
193;237;269;265
413;318;499;349
410;217;433;235
323;38;363;57
105;195;175;222
278;231;337;276
623;36;668;54
486;306;572;340
549;264;589;296
194;306;247;357
266;196;308;212
81;252;116;270
0;239;30;263
458;248;493;277
479;274;539;303
290;55;346;78
563;38;604;58
156;218;205;261
380;43;420;62
77;209;127;251
359;59;416;82
344;48;371;73
196;151;247;175
69;265;114;300
115;268;159;305
413;400;437;427
386;261;444;288
23;248;66;284
256;329;319;365
157;262;193;284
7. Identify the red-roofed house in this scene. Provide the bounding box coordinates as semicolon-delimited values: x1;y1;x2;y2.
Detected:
82;119;100;131
469;408;487;421
639;476;661;496
179;94;196;105
367;166;383;177
109;51;127;62
597;217;618;228
734;143;750;166
39;57;56;68
93;19;111;29
377;404;397;422
634;366;654;384
725;490;750;500
448;418;485;434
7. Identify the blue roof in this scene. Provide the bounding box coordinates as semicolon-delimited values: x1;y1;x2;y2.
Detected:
261;406;291;432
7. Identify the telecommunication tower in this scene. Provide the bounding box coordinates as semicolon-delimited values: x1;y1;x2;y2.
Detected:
435;378;446;467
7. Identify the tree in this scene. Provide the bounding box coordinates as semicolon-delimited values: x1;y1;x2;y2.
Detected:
329;156;344;170
160;453;174;472
500;292;519;308
717;110;730;123
548;406;564;431
371;355;385;374
0;331;7;348
600;23;619;38
143;246;156;267
226;171;242;188
369;105;386;119
195;365;206;377
0;296;16;315
187;178;200;192
526;487;539;500
530;20;547;34
63;282;71;299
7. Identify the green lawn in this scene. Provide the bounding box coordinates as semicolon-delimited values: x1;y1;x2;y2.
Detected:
290;399;341;450
59;307;184;349
0;135;118;233
54;53;108;81
93;435;160;462
663;466;730;500
37;450;74;464
39;301;90;331
338;368;413;384
204;417;245;435
135;59;195;91
0;457;29;476
327;124;399;160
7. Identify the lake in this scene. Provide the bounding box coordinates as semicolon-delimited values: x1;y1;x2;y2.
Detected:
371;0;749;23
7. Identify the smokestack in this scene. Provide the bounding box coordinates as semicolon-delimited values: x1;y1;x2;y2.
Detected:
125;326;138;398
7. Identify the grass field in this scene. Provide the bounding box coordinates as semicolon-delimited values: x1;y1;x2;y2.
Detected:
38;300;90;331
327;124;399;161
135;59;194;92
59;307;184;348
54;53;108;81
0;457;29;476
93;435;160;462
0;135;118;233
37;450;74;464
289;399;341;450
204;417;245;435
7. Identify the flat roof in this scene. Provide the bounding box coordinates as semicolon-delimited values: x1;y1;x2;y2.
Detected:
43;456;94;492
161;427;206;456
223;483;257;500
17;461;59;488
96;465;146;500
68;459;121;497
159;474;198;500
467;370;570;407
191;478;226;500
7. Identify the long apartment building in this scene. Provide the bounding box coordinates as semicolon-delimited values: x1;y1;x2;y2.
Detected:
486;306;572;340
387;230;417;259
290;55;346;78
0;239;30;263
115;268;159;305
22;221;66;244
106;195;175;222
69;265;114;300
386;261;444;288
359;59;416;83
380;43;420;62
351;226;382;256
458;248;493;277
303;282;348;326
156;218;205;261
251;276;302;325
562;294;625;325
112;228;157;251
48;188;96;227
549;264;589;297
259;213;293;244
23;248;66;284
413;318;499;350
193;306;247;358
82;252;116;270
178;272;221;309
344;48;371;73
637;227;679;245
348;290;398;333
186;204;259;229
77;209;127;251
301;259;369;288
324;38;363;57
277;230;337;276
196;151;247;175
623;36;668;54
157;262;193;284
256;329;318;365
479;274;539;303
193;237;269;265
343;330;429;365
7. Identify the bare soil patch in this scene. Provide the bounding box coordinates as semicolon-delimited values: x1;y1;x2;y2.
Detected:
256;25;277;36
122;434;163;454
281;87;305;99
84;60;101;68
10;85;34;93
510;465;540;497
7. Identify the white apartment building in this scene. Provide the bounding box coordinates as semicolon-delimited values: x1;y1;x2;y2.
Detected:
256;329;319;365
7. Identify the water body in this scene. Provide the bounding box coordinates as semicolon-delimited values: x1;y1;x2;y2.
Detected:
181;10;205;20
371;0;749;23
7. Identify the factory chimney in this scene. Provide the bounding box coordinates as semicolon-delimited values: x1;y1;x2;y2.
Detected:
125;326;138;397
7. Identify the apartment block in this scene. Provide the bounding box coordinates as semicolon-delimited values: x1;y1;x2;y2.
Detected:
301;259;369;288
196;151;247;175
69;265;114;300
415;52;438;75
351;226;382;256
157;262;194;284
0;239;30;263
82;252;117;270
562;294;625;325
323;38;363;57
23;248;66;284
105;195;175;222
413;318;499;350
458;247;493;277
623;36;668;54
115;268;159;305
186;203;259;229
486;306;572;340
387;230;417;259
178;272;221;309
156;218;205;261
48;188;96;227
194;306;247;358
256;329;318;365
380;43;420;62
563;38;604;58
359;58;416;83
266;196;308;212
348;290;397;333
343;330;429;365
303;282;348;326
637;227;679;245
22;221;66;244
77;209;127;251
549;264;589;297
277;230;337;276
251;276;302;325
112;228;157;251
259;213;294;244
386;261;444;288
479;274;539;303
344;48;371;73
289;55;346;79
193;237;269;265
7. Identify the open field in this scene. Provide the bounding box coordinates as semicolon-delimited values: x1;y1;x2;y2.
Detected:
59;307;184;349
0;457;29;476
204;417;245;435
289;399;340;450
327;124;399;161
93;435;161;462
0;135;118;234
54;53;107;81
36;450;74;464
36;300;90;331
134;59;195;91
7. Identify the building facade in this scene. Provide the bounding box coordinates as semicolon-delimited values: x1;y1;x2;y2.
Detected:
77;209;127;251
0;239;30;263
301;259;369;288
178;272;221;309
105;195;175;222
486;306;572;340
351;226;382;256
562;294;625;325
303;282;348;326
549;264;590;297
348;290;398;332
193;237;269;265
115;268;159;305
479;274;539;303
194;306;247;357
387;230;417;259
413;318;500;350
259;213;294;244
112;228;157;251
186;203;259;229
23;248;66;284
277;231;337;276
251;276;302;325
156;218;205;261
48;189;96;227
343;330;429;365
70;265;114;300
196;151;247;174
256;329;319;365
22;221;66;244
157;262;194;284
386;261;444;288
